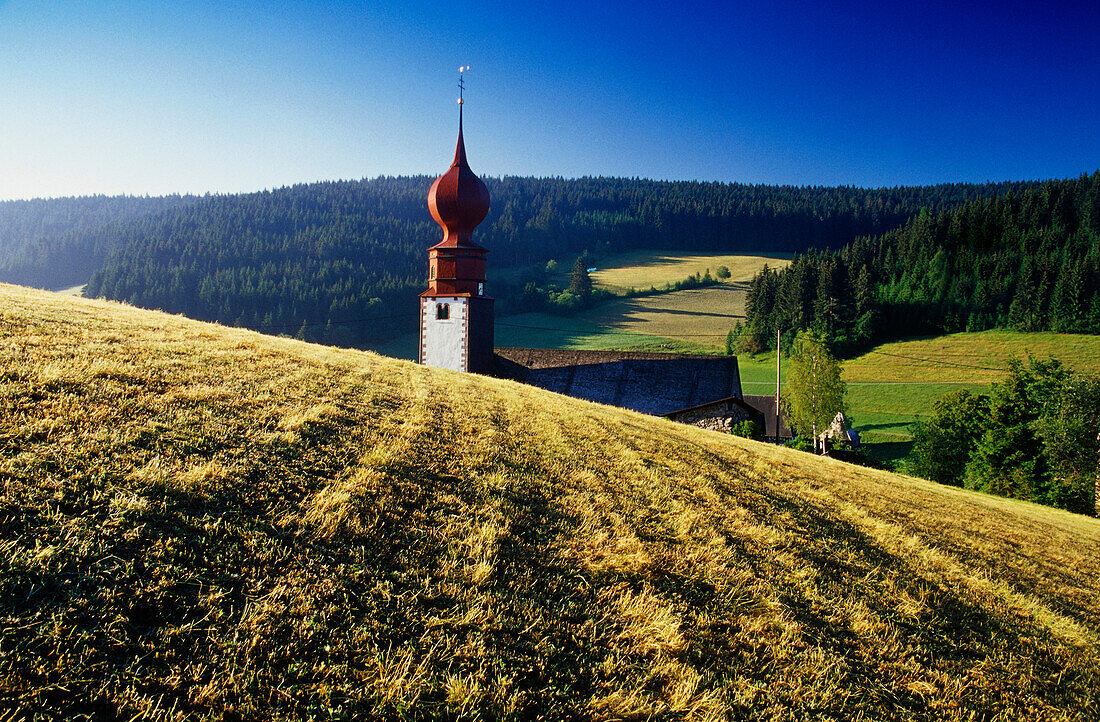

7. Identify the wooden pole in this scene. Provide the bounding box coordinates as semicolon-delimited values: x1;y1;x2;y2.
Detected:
775;329;781;442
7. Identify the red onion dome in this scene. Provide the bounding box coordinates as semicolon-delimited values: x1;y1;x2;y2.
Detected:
427;120;490;245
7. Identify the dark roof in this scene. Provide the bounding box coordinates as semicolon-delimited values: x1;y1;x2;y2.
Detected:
494;348;742;417
663;395;765;423
743;394;793;439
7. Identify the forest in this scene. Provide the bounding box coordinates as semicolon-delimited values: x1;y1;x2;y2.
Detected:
0;176;1033;347
0;194;196;290
736;172;1100;356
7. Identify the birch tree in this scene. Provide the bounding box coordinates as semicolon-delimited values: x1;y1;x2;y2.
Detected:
784;331;845;453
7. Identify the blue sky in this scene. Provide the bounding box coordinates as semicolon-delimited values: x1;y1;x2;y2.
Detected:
1;0;1098;200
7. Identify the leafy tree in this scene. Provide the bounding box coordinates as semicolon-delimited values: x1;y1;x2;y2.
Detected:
906;356;1100;515
716;265;731;279
783;331;846;452
908;389;990;485
964;357;1067;502
1038;376;1100;513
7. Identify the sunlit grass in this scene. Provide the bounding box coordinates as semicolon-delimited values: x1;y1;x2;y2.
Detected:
586;250;793;292
4;282;1100;720
844;330;1100;383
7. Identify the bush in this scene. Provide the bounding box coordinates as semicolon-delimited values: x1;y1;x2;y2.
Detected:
716;265;731;279
730;419;760;439
908;389;990;486
783;436;814;453
550;290;583;313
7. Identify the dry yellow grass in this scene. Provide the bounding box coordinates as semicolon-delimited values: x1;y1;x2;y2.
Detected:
2;282;1100;720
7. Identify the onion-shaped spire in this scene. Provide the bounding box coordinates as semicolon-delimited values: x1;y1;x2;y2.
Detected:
427;86;490;246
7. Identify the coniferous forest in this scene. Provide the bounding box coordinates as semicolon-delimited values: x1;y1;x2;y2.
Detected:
737;172;1100;355
0;176;1033;347
0;194;196;290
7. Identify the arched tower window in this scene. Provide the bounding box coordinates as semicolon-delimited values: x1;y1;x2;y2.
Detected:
436;303;450;320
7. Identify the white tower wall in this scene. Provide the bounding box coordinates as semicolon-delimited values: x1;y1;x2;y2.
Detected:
420;297;469;372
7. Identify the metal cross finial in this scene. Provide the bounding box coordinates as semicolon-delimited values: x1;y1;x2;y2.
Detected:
458;65;469;105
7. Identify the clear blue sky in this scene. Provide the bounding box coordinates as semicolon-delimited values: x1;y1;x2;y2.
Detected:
1;0;1098;200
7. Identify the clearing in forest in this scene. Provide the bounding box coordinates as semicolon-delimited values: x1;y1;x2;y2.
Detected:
586;250;792;293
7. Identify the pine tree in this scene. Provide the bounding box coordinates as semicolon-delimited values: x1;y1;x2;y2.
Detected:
569;257;592;299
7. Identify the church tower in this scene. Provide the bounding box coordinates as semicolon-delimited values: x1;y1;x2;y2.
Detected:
419;69;494;374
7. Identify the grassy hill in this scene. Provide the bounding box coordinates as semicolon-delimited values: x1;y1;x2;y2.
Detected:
3;283;1100;720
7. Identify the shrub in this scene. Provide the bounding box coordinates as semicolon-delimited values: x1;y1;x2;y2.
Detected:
730;419;760;439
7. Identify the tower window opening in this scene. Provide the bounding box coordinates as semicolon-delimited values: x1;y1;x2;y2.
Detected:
436;303;450;320
430;266;436;280
478;282;484;296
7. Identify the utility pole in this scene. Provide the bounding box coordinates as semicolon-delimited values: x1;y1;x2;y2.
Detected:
775;329;781;442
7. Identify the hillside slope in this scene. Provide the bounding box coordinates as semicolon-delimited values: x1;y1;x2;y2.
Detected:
2;284;1099;720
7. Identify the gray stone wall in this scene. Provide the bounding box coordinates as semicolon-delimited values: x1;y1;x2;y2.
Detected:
672;402;754;433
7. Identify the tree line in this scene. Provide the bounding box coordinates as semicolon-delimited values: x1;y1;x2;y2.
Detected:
736;172;1100;356
59;175;1031;347
0;194;196;290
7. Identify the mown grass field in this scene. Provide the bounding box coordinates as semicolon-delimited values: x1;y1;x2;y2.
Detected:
586;251;792;293
3;283;1100;719
577;285;747;348
494;313;716;354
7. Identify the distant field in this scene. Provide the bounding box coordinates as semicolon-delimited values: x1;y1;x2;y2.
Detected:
577;284;745;347
495;313;716;353
560;251;792;347
368;314;717;361
844;330;1100;382
587;250;793;292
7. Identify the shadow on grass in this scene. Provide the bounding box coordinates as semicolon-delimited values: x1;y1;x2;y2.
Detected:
863;441;914;466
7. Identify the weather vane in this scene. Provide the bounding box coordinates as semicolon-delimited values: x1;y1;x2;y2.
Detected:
458;65;469;105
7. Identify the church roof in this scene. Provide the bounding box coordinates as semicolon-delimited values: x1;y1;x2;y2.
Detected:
427;108;490;249
494;348;743;417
